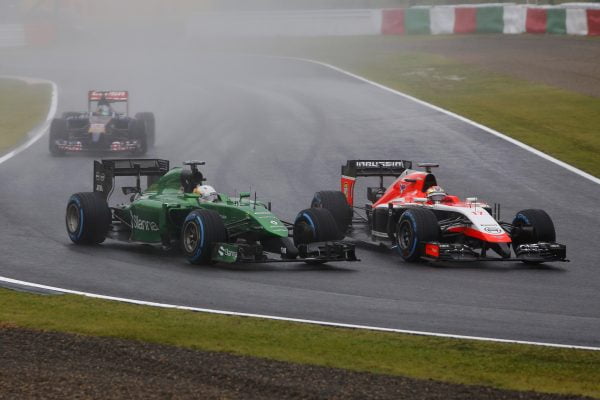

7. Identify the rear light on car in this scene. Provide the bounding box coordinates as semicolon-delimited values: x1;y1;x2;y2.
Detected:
425;243;440;258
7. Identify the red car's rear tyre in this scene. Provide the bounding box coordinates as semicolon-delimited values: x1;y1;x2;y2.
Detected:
310;190;352;235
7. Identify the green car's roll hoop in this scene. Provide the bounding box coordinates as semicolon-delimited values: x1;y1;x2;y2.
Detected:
66;158;358;265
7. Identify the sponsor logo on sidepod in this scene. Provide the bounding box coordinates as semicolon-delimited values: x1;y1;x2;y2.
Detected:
483;226;503;234
218;246;237;257
132;215;159;232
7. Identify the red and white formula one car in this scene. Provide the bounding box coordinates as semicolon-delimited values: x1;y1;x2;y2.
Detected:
302;160;567;264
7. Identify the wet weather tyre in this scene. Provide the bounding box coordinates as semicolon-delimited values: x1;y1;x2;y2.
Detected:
49;118;67;156
311;190;352;235
511;209;556;251
293;208;342;245
396;208;440;262
135;112;155;147
181;209;227;265
131;119;148;155
66;192;111;245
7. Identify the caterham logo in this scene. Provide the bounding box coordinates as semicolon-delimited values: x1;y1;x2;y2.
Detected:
132;215;159;232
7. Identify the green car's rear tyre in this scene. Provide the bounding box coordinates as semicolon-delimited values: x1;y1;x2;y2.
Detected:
311;190;352;235
293;208;342;245
66;192;111;245
181;209;227;265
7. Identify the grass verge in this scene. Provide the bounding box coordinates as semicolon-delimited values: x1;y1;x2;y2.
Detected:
353;52;600;177
0;78;52;153
257;36;600;177
1;288;599;398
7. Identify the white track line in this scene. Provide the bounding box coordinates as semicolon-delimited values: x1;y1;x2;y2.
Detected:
1;275;598;351
0;75;58;165
288;57;600;185
1;69;598;352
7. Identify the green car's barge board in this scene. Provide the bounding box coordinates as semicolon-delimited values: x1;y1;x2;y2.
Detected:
0;78;52;152
1;287;599;399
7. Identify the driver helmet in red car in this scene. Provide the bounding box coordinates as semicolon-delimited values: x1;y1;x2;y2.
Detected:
426;186;447;203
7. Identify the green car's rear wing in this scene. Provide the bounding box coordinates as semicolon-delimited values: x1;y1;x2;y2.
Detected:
94;158;170;200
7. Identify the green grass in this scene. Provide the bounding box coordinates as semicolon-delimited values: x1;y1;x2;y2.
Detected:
0;78;52;152
354;52;600;177
1;288;599;398
257;35;600;177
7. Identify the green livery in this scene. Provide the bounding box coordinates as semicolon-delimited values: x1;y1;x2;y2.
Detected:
66;159;357;265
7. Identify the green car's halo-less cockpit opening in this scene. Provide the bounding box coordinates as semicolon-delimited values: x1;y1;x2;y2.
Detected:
65;158;358;265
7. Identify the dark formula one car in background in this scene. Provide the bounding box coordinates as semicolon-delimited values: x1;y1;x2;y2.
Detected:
65;159;357;265
49;91;155;156
306;160;567;264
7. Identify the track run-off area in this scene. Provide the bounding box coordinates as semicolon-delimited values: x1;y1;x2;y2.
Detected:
0;41;599;349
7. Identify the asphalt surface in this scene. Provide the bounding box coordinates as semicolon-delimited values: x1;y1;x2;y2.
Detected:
0;41;599;348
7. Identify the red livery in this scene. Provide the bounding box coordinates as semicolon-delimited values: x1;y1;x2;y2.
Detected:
305;160;567;264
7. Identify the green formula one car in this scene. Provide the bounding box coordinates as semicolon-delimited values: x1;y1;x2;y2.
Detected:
65;159;357;265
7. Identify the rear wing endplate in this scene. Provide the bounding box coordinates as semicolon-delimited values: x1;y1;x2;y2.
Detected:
94;159;170;199
340;160;412;207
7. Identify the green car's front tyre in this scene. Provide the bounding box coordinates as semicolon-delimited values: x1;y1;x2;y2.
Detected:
66;192;111;245
181;209;227;265
293;208;342;245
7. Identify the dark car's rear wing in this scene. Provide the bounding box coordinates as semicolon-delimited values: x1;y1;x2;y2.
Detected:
88;90;129;115
94;159;169;199
341;160;413;207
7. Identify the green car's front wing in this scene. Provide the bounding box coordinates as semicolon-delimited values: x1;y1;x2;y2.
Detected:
211;242;358;264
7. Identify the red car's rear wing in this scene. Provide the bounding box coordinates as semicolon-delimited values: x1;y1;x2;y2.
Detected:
88;90;129;115
341;160;412;206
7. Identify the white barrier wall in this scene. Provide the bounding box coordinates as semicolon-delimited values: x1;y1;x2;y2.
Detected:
566;9;588;35
430;6;455;35
503;5;526;34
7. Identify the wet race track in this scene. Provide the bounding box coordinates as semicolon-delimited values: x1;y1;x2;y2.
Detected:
1;43;599;347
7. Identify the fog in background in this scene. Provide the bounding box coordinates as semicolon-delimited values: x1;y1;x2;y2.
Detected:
3;0;595;213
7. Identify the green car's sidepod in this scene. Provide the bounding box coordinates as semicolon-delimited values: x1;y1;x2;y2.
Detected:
66;159;358;265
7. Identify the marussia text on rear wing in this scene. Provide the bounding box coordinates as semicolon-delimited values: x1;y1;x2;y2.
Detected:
94;158;170;199
341;159;412;206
